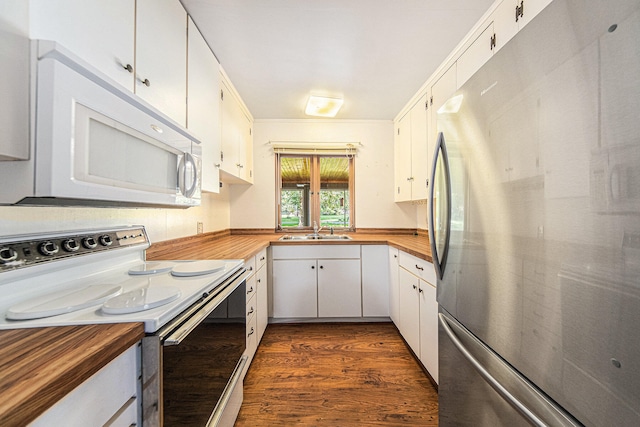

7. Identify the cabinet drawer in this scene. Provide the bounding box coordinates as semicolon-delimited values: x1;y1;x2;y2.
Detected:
246;293;257;321
246;274;257;303
399;251;436;285
30;344;138;427
245;255;257;277
256;248;267;270
272;244;360;259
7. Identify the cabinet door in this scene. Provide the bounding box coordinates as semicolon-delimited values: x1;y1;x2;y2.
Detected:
361;245;390;317
30;0;135;90
187;17;221;193
456;22;495;89
394;112;412;202
419;279;438;383
219;77;241;178
398;268;420;356
135;0;187;126
388;247;400;325
272;259;317;318
317;259;362;317
410;94;430;200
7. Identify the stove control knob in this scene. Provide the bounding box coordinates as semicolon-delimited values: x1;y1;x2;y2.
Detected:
62;239;80;252
39;241;59;256
99;235;113;246
82;237;98;249
0;247;18;263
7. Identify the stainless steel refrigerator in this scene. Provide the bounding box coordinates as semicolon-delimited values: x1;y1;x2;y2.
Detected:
428;0;640;425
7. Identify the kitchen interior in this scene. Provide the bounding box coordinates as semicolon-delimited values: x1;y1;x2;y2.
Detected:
0;0;638;426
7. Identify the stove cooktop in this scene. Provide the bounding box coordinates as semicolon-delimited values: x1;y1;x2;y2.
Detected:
0;226;244;332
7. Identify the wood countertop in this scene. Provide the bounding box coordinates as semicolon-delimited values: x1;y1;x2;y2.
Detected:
0;322;144;426
146;231;432;263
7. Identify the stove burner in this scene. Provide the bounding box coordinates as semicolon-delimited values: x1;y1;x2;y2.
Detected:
102;286;181;314
170;260;226;277
6;284;123;320
128;261;174;276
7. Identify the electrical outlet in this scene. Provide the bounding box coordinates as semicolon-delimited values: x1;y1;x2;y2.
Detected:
197;222;203;234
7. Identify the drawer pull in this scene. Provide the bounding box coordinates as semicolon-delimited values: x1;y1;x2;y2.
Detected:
247;286;254;294
415;264;424;271
248;327;255;337
248;307;254;315
260;256;265;261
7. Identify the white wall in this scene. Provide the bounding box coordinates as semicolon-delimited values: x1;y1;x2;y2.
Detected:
230;119;418;230
0;189;231;243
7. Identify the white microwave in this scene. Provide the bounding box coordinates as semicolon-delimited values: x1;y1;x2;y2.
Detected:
1;41;201;208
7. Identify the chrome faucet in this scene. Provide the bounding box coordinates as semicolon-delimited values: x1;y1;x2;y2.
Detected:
313;221;322;235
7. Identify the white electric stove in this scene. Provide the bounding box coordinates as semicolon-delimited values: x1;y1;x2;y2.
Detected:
0;226;243;332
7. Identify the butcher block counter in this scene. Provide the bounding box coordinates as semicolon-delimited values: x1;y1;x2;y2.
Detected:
0;322;144;426
146;230;432;262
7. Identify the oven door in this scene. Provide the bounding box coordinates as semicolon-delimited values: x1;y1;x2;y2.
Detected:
142;270;248;427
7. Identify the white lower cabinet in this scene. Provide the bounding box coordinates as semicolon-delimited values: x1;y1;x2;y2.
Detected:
272;245;370;320
30;343;140;427
388;247;400;324
317;259;362;317
361;245;390;317
272;259;318;318
243;248;268;377
397;250;439;383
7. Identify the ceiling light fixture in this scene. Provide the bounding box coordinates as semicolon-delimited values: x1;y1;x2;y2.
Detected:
305;95;344;117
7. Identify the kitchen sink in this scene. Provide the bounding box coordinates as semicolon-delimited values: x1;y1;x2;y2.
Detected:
278;234;352;241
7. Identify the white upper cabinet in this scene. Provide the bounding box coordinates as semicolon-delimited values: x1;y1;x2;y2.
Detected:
28;0;188;126
219;71;254;184
187;17;221;193
456;22;496;89
30;0;135;90
135;0;187;126
394;94;429;202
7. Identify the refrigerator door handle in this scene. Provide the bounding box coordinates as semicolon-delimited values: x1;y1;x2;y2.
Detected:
428;132;452;280
439;312;581;427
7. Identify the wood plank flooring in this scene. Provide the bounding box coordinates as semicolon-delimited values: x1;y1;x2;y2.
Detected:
234;323;438;426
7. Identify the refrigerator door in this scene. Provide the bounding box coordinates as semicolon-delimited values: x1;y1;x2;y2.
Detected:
439;311;580;427
436;0;640;425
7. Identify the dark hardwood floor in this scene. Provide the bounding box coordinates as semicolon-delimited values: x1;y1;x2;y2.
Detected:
235;322;438;426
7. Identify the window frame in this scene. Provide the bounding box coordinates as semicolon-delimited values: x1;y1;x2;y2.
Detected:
276;153;355;232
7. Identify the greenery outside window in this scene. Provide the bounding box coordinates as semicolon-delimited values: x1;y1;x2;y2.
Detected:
277;154;354;231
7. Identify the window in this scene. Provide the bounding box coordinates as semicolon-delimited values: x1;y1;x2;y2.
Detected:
277;154;354;230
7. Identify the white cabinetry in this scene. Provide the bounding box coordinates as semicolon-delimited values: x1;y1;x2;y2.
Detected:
219;71;254;184
388;247;400;324
272;258;318;318
397;251;438;383
394;94;430;202
243;247;268;377
272;245;363;319
28;0;188;126
30;344;140;427
29;0;135;90
187;17;221;193
135;0;187;126
361;245;390;317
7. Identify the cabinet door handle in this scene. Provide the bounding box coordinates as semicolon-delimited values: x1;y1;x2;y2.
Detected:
260;256;265;261
412;284;417;290
248;307;254;316
419;288;423;293
319;265;324;269
415;264;424;271
311;265;315;269
247;286;254;294
123;63;133;73
257;279;261;283
248;327;255;337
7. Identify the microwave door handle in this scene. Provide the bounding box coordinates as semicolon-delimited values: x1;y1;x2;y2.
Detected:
178;152;198;198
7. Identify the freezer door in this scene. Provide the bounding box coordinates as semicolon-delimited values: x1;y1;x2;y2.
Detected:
439;311;581;427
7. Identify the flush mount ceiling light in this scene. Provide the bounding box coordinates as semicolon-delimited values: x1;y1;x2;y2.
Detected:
305;95;344;117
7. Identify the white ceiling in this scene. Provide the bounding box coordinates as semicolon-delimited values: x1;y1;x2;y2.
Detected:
181;0;495;120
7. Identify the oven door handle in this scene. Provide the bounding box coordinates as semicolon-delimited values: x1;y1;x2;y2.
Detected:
160;269;249;346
